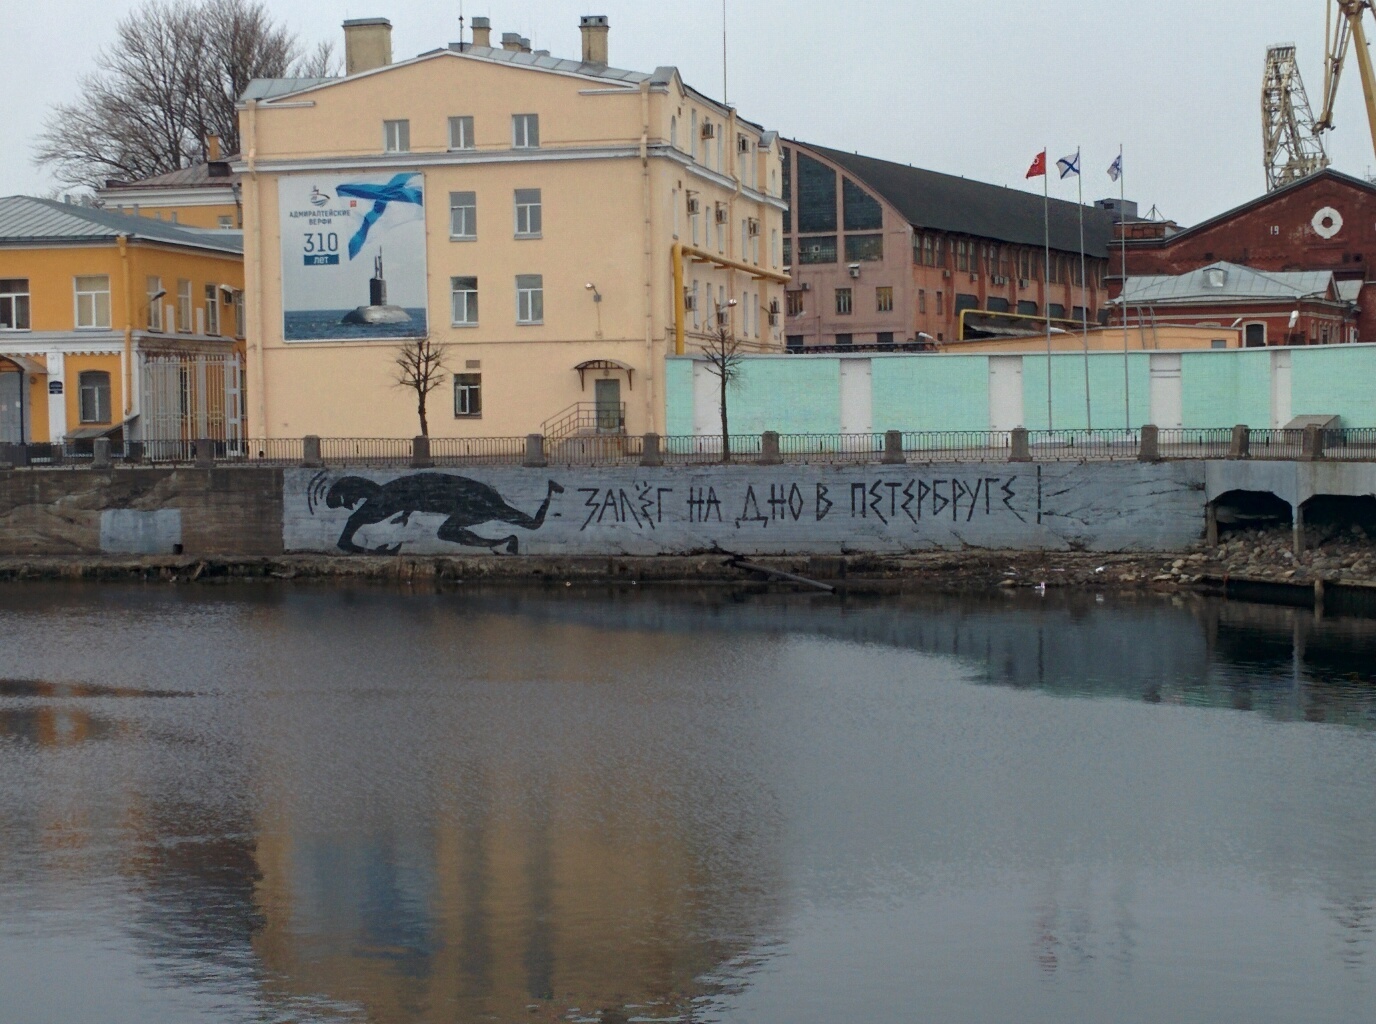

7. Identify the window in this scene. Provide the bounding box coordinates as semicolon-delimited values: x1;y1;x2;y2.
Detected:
514;189;542;237
956;240;974;273
0;279;30;330
145;276;162;330
936;291;944;316
786;334;804;351
74;276;111;329
876;286;894;312
449;191;477;239
383;119;410;153
78;370;111;424
1211;338;1228;350
782;237;792;266
1018;250;1034;280
987;297;1010;313
771;228;779;268
781;146;792;232
918;288;926;314
233;291;245;337
690;110;698;160
846;234;884;262
176;279;192;332
877;332;894;345
796;153;837;232
217;215;233;229
516;274;543;324
204;284;220;334
835;287;853;315
1049;303;1066;320
512;113;540;149
786;290;804;316
450;276;478;325
842;178;883;231
799;236;837;264
448;115;475;150
1071;305;1087;322
954;293;979;315
835;333;853;346
670;115;678;149
454;373;482;416
692;280;700;328
1017;300;1038;316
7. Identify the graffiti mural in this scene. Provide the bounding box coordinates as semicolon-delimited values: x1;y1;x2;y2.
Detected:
284;463;1206;555
308;472;563;554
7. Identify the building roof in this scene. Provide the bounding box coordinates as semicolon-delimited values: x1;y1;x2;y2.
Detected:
796;142;1118;257
1119;261;1339;305
102;161;239;191
1130;167;1376;246
0;196;243;254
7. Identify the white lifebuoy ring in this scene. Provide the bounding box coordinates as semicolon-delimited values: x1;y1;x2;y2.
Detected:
1312;206;1343;239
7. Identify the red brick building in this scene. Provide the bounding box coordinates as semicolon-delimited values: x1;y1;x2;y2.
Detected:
1116;169;1376;343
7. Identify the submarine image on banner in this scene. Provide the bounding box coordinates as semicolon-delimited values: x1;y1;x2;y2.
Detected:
342;250;412;326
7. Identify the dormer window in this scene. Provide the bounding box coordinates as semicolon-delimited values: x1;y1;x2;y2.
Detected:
1203;267;1227;289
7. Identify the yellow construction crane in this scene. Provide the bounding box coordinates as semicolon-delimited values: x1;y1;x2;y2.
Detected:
1317;0;1376;157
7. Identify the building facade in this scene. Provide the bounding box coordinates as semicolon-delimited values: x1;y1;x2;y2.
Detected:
779;141;1117;350
236;16;787;441
0;197;245;445
1117;169;1376;344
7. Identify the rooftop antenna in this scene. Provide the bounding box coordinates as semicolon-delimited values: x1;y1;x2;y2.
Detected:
458;0;464;49
722;0;729;104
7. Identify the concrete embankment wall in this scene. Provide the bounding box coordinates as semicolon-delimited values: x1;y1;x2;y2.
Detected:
0;462;1206;557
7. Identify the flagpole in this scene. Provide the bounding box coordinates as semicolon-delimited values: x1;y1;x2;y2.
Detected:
1043;151;1052;432
1119;145;1131;429
1077;147;1091;431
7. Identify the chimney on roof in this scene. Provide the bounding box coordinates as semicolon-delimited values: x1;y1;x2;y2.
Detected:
343;17;393;75
501;32;530;52
580;15;609;65
471;16;491;47
206;135;221;162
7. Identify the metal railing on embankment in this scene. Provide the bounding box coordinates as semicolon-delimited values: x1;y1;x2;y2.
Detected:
0;424;1368;470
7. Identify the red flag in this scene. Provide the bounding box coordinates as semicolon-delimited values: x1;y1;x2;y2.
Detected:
1026;150;1047;178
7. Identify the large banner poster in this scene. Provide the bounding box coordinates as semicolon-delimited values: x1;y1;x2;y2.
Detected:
279;173;428;341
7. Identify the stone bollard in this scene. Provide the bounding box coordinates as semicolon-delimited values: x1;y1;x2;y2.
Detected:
125;440;143;464
760;431;782;465
1228;424;1250;460
1138;424;1160;463
881;429;906;465
411;435;433;468
523;433;547;468
301;434;323;468
640;432;663;467
1009;426;1031;463
92;438;112;469
48;442;65;467
1300;423;1324;461
194;438;215;468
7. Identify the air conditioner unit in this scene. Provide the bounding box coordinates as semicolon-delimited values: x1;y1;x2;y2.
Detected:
701;122;716;139
747;218;760;237
1018;278;1030;288
218;284;236;303
683;291;697;311
848;263;861;279
969;273;978;282
716;309;730;326
686;196;701;215
941;269;951;279
992;275;1008;285
715;205;729;224
738;136;751;153
799;281;810;291
768;311;780;326
769;299;781;314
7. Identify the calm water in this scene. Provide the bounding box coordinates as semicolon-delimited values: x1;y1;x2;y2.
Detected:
1;584;1374;1024
284;309;429;341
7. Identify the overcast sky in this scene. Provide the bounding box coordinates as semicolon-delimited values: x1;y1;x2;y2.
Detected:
7;0;1370;225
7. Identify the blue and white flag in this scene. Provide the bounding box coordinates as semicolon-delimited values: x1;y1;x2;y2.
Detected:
1108;154;1123;182
1056;150;1081;179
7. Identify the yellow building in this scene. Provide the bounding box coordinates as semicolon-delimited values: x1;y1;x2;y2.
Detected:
0;196;245;445
95;136;243;231
237;15;789;440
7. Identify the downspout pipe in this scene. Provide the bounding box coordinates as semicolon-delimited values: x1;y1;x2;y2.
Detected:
640;81;657;433
118;234;134;419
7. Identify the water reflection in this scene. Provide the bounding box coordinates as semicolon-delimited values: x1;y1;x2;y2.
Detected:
0;584;1374;1023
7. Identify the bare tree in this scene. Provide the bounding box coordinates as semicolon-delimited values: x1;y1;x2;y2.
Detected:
700;310;745;462
34;0;336;191
395;337;448;437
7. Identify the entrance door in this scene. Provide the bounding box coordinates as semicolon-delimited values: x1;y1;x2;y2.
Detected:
1148;354;1183;428
988;355;1025;431
0;370;23;443
1271;350;1292;428
594;378;622;433
838;358;873;435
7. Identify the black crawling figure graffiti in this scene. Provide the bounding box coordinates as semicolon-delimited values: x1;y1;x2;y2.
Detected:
325;474;564;554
